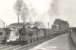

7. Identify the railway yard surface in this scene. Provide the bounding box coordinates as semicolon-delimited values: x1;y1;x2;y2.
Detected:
0;33;61;50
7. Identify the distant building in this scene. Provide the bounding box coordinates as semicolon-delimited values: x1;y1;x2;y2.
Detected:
52;19;69;33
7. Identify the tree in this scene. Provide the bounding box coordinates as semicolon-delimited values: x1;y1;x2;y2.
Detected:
14;0;29;24
14;0;23;24
21;4;29;24
14;0;24;13
48;0;59;17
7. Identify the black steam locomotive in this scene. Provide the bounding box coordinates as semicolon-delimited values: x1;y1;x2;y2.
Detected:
0;27;46;45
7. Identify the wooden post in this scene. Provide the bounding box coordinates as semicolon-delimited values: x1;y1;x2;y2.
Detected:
18;15;19;24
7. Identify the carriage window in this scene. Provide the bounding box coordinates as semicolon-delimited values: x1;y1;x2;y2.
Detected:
0;32;3;35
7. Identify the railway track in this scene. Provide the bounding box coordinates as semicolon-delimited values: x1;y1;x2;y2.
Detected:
2;45;21;50
0;44;22;50
0;33;62;50
0;39;46;50
0;45;12;50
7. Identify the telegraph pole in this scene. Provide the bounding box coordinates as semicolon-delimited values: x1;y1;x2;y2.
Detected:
17;14;19;24
48;22;49;28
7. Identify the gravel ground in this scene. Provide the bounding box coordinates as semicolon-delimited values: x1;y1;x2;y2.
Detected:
29;33;70;50
0;33;62;50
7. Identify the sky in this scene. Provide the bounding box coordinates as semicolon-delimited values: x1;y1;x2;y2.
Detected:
0;0;76;28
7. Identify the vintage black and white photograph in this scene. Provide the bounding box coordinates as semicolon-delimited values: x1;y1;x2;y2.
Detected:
0;0;75;50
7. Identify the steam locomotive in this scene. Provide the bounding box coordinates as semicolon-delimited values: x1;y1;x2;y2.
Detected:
0;27;46;45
